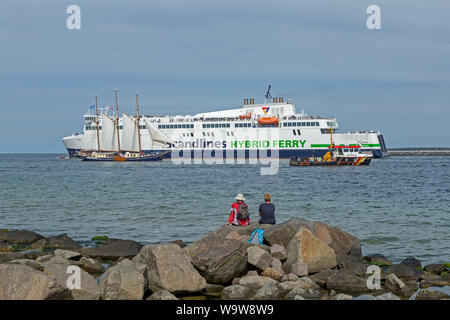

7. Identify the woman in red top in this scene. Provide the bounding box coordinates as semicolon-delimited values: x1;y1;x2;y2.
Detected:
227;194;251;226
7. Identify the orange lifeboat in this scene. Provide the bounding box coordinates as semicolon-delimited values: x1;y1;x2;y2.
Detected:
239;113;252;119
258;116;279;125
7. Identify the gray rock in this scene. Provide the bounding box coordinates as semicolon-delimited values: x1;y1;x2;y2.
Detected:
0;264;69;300
169;240;187;248
221;285;251;299
41;255;72;269
99;259;145;300
76;256;105;275
387;263;423;281
285;287;321;300
401;257;422;270
254;282;280;300
54;249;82;261
291;262;308;277
6;230;44;244
247;246;273;271
310;270;338;287
147;289;179;300
246;270;259;277
82;240;143;260
326;269;374;295
386;273;414;298
9;259;43;271
313;221;361;256
423;264;448;275
277;278;319;295
281;273;299;282
363;254;392;266
44;263;100;300
0;252;25;264
336;254;369;277
186;234;247;285
270;244;287;261
31;233;81;250
264;218;314;248
415;288;450;300
35;254;53;263
331;293;353;300
284;227;337;274
376;292;401;300
132;243;206;294
238;275;278;290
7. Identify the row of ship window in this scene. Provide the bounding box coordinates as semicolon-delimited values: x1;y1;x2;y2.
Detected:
158;122;321;129
85;125;147;130
182;132;236;137
283;121;320;127
158;124;195;129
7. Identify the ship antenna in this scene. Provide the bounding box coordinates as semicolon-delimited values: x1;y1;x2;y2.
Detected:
265;85;272;100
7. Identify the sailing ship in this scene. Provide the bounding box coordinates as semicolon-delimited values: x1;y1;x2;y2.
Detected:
81;91;166;162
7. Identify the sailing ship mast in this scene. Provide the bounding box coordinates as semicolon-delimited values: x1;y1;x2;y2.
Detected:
135;92;142;154
95;95;100;151
114;89;121;153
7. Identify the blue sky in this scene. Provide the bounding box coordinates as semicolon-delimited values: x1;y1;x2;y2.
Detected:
0;0;449;152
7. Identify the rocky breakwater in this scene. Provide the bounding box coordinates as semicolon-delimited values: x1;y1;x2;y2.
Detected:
0;220;449;300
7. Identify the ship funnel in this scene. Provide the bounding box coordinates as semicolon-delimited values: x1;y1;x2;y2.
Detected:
273;98;278;103
244;98;249;105
279;97;284;103
249;98;254;104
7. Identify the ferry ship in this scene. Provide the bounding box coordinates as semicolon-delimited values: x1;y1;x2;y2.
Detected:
62;90;388;159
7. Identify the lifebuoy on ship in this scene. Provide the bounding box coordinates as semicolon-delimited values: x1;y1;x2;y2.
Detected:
257;116;279;125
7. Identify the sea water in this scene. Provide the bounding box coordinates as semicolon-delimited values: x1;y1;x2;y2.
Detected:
0;154;449;264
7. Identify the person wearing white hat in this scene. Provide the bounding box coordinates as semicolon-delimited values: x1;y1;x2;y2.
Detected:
227;194;251;226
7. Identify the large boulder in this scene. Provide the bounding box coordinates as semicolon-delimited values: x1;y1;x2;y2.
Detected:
186;234;247;284
6;230;44;244
423;264;448;275
8;259;43;271
363;254;392;266
54;249;82;261
0;264;69;300
270;244;287;261
313;221;361;256
82;240;143;260
284;227;337;274
76;257;105;275
277;277;320;295
386;273;414;298
415;289;450;300
326;269;373;295
387;263;423;281
44;264;100;300
336;254;369;277
247;246;273;271
401;257;422;270
31;234;81;251
99;259;145;300
132;243;206;294
264;218;313;248
254;282;279;300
